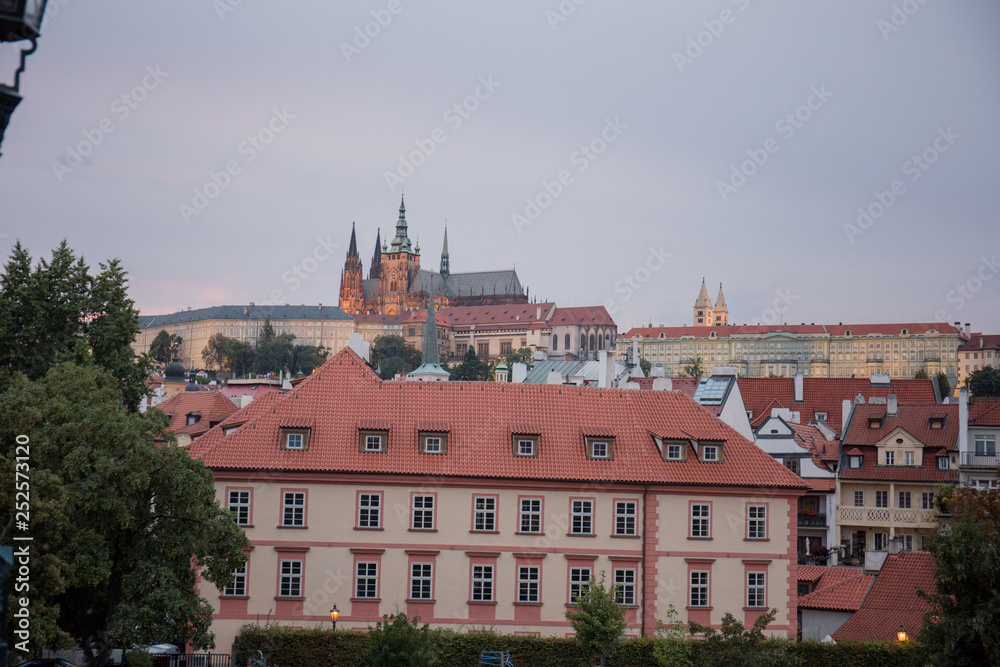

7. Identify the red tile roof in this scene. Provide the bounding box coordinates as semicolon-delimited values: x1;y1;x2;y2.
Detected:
622;322;960;339
190;348;808;489
623;325;737;339
958;333;1000;352
833;551;936;642
216;384;282;400
788;422;840;464
799;568;874;612
152;391;238;434
970;398;1000;427
549;306;615;326
843;404;958;449
439;303;554;329
738;377;937;435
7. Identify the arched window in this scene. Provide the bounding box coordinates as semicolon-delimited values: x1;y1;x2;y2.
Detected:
565;333;571;350
553;336;558;351
590;333;596;351
581;334;587;352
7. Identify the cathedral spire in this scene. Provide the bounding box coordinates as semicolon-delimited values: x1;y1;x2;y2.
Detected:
714;282;729;325
694;278;713;326
390;195;415;254
440;224;450;279
348;222;359;258
369;227;382;279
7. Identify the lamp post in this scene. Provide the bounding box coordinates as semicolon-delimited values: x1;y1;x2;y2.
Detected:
897;625;908;643
0;0;49;157
330;604;339;630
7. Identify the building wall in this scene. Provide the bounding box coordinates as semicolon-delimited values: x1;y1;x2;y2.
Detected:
202;473;799;650
958;346;999;392
836;480;941;553
617;332;961;380
801;608;853;641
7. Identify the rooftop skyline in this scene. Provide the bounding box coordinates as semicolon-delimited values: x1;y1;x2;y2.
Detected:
2;2;998;331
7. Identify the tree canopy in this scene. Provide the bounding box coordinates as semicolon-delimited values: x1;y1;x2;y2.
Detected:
967;365;1000;397
200;322;326;378
505;347;534;369
449;347;491;381
682;356;703;378
371;335;422;379
0;241;152;411
148;330;183;366
920;486;1000;664
565;571;626;666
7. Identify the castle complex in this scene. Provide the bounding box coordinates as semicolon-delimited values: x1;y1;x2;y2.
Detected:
338;197;529;315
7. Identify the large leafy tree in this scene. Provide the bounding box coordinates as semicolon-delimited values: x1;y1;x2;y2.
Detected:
449;347;491;381
505;347;534;369
200;333;231;371
0;363;250;667
967;366;1000;398
371;335;422;379
936;371;952;399
681;356;703;378
0;241;153;412
920;486;1000;665
565;571;626;667
288;344;328;376
149;330;183;366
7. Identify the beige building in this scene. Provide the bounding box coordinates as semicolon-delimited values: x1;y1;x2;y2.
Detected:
619;322;963;381
190;347;807;649
133;304;356;369
957;332;999;391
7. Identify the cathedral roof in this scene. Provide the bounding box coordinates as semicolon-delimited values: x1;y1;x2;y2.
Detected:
415;269;524;298
139;304;352;329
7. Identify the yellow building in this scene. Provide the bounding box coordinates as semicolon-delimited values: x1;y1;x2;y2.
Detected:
957;332;999;391
133;304;356;369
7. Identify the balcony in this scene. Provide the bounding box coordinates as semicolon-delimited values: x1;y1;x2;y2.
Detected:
798;513;827;527
961;452;999;468
837;506;939;527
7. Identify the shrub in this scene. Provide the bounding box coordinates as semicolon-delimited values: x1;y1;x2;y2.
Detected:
365;613;437;666
123;651;153;667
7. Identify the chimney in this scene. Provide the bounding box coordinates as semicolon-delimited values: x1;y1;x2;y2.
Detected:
598;350;614;389
965;323;971;334
318;303;323;311
536;306;541;320
842;399;853;434
546;369;563;385
981;336;985;349
887;394;898;417
793;372;804;403
959;387;969;457
512;362;528;383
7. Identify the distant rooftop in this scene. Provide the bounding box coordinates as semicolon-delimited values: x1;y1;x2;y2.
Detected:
139;304;352;328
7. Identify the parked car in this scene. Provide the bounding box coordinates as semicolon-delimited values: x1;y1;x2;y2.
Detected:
17;659;77;667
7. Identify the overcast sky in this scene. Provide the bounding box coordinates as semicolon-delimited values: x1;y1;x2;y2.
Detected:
2;1;998;333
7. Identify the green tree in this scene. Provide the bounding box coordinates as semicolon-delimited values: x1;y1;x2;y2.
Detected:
688;609;799;667
936;371;952;399
255;332;295;376
967;366;1000;398
0;241;152;411
565;571;626;666
0;363;250;667
639;357;652;377
506;347;534;369
289;344;328;376
653;604;693;667
364;613;437;667
201;333;231;371
148;330;183;366
449;347;491;381
226;339;256;378
371;335;422;379
682;356;703;378
920;486;1000;665
914;369;929;379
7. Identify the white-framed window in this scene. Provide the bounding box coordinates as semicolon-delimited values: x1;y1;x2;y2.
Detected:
410;563;432;600
424;436;442;453
412;495;435;530
885;451;895;466
854;490;865;507
285;432;304;450
815;412;828;422
592;441;609;458
278;560;302;597
666;443;683;460
905;451;915;466
898;491;911;509
614;501;637;536
938;457;949;470
520;498;541;533
874;533;888;550
702;445;720;462
517;438;536;456
223;561;247;596
849;455;862;469
569;567;591;602
355;562;378;599
614;568;635;606
518;566;539;603
876;490;888;508
900;534;914;551
571;499;593;534
281;491;305;527
228;490;250;526
473;496;496;532
975;436;997;456
747;505;767;539
358;493;381;528
689;571;709;607
364;434;383;452
922;492;935;509
690;503;710;538
472;565;494;602
359;430;387;453
585;436;614;459
747;572;766;608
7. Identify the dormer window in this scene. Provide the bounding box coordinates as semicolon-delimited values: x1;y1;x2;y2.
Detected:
585;436;614;460
359;430;388;453
281;428;310;451
513;435;538;457
665;441;685;461
701;441;723;462
185;412;201;426
885;451;895;466
928;417;945;429
937;457;949;470
849;455;862;468
419;432;448;455
815;412;828;423
868;418;882;429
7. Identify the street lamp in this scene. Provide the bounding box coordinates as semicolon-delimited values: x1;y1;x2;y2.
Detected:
897;625;908;643
0;0;50;157
330;604;339;630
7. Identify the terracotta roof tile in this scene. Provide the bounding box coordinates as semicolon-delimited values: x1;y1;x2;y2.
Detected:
152;391;238;434
958;333;1000;352
970;398;1000;427
549;306;615;326
843;403;958;449
190;348;808;489
833;552;936;642
800;570;875;612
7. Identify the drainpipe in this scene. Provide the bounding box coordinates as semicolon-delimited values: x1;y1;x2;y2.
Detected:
641;484;649;637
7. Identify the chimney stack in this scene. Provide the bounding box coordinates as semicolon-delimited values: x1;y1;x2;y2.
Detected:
842;399;853;434
887;394;898;417
794;372;804;403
